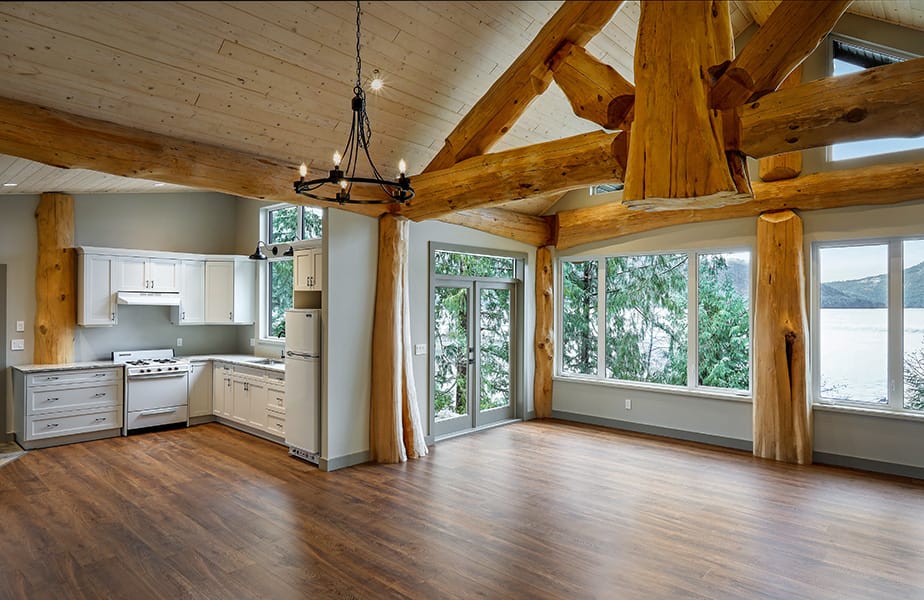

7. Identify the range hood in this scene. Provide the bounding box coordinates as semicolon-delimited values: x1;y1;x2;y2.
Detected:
116;291;181;306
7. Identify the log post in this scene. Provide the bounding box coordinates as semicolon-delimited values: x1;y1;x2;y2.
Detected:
753;210;812;464
550;43;635;130
534;246;555;418
624;0;751;211
34;192;76;365
369;214;428;463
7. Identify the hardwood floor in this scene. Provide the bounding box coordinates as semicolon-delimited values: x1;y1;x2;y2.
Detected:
2;420;924;599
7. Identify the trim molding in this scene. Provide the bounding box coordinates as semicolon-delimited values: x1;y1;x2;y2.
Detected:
1;432;14;443
551;410;752;451
319;450;370;472
814;452;924;480
524;410;536;420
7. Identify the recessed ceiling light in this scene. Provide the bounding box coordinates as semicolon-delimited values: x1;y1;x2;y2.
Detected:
370;78;383;91
2;183;18;187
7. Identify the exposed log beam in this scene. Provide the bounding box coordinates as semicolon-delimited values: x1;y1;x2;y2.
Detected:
423;1;623;173
710;0;851;109
743;1;781;26
550;42;634;130
34;192;75;365
736;57;924;158
438;209;553;247
624;1;751;211
555;160;924;249
404;131;628;222
0;96;385;217
753;210;812;465
758;66;804;182
534;246;555;418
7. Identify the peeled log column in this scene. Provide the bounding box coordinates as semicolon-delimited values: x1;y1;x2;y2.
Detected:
550;43;635;130
624;1;751;211
369;214;428;463
758;66;803;182
34;192;76;365
754;210;811;464
534;246;554;418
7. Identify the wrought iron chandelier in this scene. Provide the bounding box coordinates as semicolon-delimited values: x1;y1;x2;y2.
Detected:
294;0;413;206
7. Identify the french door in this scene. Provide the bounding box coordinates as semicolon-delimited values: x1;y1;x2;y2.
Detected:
432;280;516;437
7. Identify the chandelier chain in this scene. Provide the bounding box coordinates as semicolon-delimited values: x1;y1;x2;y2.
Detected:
354;0;372;144
355;0;362;90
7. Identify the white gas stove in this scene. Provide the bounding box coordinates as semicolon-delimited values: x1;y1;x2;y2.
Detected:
113;349;190;433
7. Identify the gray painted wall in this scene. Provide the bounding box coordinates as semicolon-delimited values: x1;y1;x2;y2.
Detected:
550;14;924;475
1;191;257;434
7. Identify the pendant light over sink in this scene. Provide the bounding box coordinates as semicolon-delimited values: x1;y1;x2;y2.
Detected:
293;0;413;206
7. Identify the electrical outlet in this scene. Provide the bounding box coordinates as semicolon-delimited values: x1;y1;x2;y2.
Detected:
415;344;427;356
11;339;24;351
176;338;183;347
625;398;632;410
15;320;24;332
249;338;256;347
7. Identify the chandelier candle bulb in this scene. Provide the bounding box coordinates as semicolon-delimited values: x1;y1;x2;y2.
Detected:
333;151;341;168
299;163;308;179
399;159;407;177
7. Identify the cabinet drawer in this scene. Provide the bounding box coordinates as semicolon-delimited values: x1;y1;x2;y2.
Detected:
28;384;119;416
266;387;286;412
27;368;120;387
266;412;285;436
126;405;188;430
27;408;121;440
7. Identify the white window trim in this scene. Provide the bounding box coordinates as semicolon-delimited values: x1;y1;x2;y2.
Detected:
556;247;753;397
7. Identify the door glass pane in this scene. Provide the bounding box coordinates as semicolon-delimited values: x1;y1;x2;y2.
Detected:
479;288;511;412
302;207;323;240
268;260;293;338
698;252;750;390
433;250;514;278
605;254;688;385
434;286;469;422
561;260;598;375
904;240;924;411
818;244;888;404
269;206;298;243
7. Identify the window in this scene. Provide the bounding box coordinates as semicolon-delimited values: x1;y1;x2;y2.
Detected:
261;204;323;341
559;249;751;393
814;238;924;413
590;183;624;195
829;37;923;161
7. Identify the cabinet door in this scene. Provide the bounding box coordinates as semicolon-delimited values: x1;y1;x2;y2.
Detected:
78;254;116;326
294;251;314;291
231;377;250;424
188;363;212;418
310;249;323;291
247;379;267;430
179;260;206;324
148;259;179;292
115;256;147;291
205;261;234;323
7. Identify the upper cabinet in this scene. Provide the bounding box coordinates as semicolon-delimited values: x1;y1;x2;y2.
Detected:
177;260;206;324
77;253;116;326
205;260;254;325
294;248;323;292
114;256;178;292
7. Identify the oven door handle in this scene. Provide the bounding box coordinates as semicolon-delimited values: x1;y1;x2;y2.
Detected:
138;407;178;416
127;372;189;381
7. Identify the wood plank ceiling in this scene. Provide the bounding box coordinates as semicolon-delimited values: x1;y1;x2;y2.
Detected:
0;1;920;212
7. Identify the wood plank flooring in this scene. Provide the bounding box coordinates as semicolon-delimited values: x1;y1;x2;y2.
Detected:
2;420;924;599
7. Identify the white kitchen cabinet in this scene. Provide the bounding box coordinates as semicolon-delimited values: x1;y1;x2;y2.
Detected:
212;362;233;418
293;248;323;291
176;260;206;324
188;361;212;418
231;373;267;430
77;253;117;326
12;366;123;449
205;260;254;324
114;256;178;292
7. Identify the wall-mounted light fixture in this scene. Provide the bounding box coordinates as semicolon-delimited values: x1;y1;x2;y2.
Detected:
248;241;295;260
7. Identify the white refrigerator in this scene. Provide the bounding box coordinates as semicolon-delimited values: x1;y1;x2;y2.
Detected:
284;309;321;464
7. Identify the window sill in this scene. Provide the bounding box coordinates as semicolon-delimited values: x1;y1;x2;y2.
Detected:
552;374;752;403
257;338;285;347
813;402;924;424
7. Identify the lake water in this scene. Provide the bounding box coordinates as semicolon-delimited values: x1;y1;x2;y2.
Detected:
819;308;924;404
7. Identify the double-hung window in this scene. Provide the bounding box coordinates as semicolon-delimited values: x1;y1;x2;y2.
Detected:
262;204;323;341
813;237;924;412
559;249;751;394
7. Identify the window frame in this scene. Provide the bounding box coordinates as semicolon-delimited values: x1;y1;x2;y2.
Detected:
258;203;324;344
810;236;924;414
556;246;753;398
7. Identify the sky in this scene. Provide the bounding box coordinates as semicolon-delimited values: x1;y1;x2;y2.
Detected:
821;241;924;283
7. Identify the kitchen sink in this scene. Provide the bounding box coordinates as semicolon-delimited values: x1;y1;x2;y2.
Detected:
249;358;284;366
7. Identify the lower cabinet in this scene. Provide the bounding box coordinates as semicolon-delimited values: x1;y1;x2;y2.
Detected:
188;361;213;418
211;362;285;440
12;366;123;449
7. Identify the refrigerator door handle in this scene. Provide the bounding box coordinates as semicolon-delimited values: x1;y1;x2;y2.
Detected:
286;350;319;359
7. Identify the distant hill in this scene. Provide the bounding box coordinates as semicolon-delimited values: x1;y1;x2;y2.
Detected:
821;260;924;308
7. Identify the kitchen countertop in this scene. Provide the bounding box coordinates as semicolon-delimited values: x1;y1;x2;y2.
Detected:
181;354;285;373
12;361;122;373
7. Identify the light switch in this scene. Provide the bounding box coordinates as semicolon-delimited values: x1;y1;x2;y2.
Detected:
11;339;24;351
15;320;25;332
415;344;427;356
